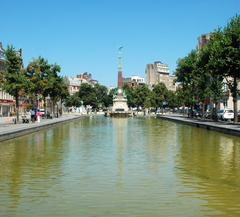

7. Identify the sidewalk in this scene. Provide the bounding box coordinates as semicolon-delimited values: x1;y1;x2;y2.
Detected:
0;114;85;142
157;113;240;137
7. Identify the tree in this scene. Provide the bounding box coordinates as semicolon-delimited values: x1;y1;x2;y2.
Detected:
26;57;51;108
65;93;81;107
208;15;240;122
105;88;116;107
94;84;109;108
78;83;97;109
46;64;64;116
3;46;27;122
167;90;177;109
198;43;224;108
152;83;168;110
133;84;151;110
176;50;199;109
123;84;135;107
58;77;69;115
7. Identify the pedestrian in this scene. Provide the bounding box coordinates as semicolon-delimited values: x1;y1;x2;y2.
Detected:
36;110;41;123
30;109;35;123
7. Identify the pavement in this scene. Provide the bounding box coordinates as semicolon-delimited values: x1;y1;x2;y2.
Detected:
0;113;85;142
157;113;240;137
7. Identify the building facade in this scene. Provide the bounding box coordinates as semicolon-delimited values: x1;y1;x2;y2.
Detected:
145;61;176;91
197;34;240;110
197;34;210;50
0;42;15;117
123;75;145;88
67;72;98;95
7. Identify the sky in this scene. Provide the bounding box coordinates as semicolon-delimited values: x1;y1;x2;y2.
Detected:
1;0;239;87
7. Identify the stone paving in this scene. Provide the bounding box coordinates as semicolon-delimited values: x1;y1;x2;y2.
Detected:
157;114;240;136
0;114;84;142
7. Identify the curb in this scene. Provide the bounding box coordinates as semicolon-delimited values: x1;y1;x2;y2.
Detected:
0;115;85;142
157;115;240;137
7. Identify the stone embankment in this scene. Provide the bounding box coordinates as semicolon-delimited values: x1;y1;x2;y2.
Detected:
0;114;85;142
157;114;240;137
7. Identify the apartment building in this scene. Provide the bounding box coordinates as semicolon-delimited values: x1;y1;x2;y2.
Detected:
145;61;176;91
67;72;98;95
123;75;145;88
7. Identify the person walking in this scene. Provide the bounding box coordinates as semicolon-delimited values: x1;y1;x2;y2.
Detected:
30;109;35;123
36;110;41;123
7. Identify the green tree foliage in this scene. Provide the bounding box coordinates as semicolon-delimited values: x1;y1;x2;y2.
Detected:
133;84;151;109
78;83;97;109
175;15;240;121
152;83;168;108
176;50;199;107
167;90;178;109
26;57;51;108
3;46;27;122
65;93;81;107
94;84;109;108
26;57;67;116
105;88;116;107
123;84;135;107
208;15;240;122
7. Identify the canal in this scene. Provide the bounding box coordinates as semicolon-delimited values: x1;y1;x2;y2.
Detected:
0;117;240;217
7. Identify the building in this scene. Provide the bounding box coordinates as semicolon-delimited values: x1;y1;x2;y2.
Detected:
67;77;81;95
145;61;176;91
67;72;98;95
0;42;15;117
76;72;98;85
197;34;240;110
123;75;145;88
197;34;211;50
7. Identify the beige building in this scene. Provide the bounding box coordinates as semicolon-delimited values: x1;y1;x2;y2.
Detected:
67;72;98;95
197;34;210;50
145;61;176;91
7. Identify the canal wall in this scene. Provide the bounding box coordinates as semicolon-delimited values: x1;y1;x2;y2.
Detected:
157;114;240;137
0;115;86;142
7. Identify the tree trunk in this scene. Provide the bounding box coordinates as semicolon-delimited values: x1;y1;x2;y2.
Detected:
56;103;59;118
43;97;46;117
15;93;19;123
233;76;238;123
60;99;63;116
52;101;55;118
202;102;205;119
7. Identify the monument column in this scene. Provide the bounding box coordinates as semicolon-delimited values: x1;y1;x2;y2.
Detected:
117;46;123;90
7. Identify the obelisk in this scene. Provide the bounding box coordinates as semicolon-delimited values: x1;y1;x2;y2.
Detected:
117;46;123;91
110;47;129;117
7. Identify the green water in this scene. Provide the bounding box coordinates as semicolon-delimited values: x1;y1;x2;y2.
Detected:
0;117;240;217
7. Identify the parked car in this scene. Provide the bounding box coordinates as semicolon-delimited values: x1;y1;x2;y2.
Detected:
217;109;234;121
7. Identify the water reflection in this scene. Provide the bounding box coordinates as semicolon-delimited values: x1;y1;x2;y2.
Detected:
0;117;240;217
175;125;240;216
112;118;128;180
0;123;71;215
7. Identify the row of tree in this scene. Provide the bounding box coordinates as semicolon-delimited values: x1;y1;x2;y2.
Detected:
175;15;240;122
65;81;179;113
123;83;178;111
65;83;111;109
1;46;69;122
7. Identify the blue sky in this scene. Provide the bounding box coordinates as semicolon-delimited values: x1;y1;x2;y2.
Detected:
1;0;239;86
